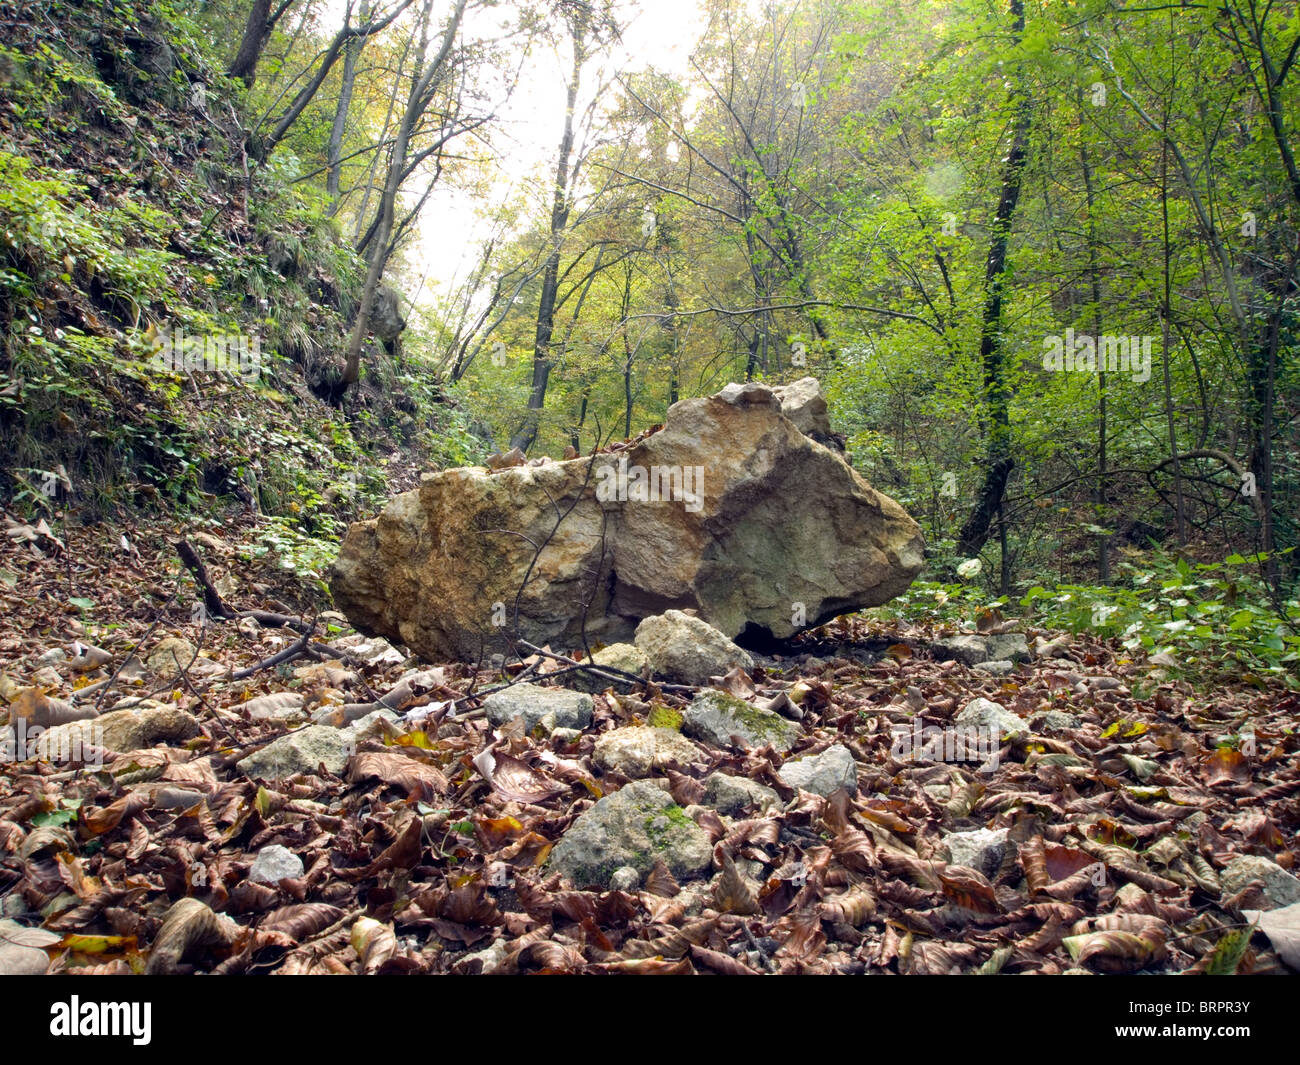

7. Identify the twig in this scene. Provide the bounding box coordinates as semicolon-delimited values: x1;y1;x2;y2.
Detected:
230;622;316;680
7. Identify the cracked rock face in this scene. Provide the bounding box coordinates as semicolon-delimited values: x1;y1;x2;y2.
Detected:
332;379;924;661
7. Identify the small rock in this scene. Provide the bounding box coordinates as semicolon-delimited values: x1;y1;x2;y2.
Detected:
146;636;197;677
340;709;401;745
943;827;1010;878
35;704;201;756
702;772;780;816
571;643;648;694
34;648;67;668
955;697;1026;738
634;611;753;687
482;683;593;733
777;743;857;797
1029;710;1081;731
549;779;713;889
972;659;1015;676
1220;855;1300;910
248;844;304;884
985;633;1030;663
593;726;701;778
455;937;510;975
682;690;800;753
609;866;641;892
237;725;351;779
932;634;990;666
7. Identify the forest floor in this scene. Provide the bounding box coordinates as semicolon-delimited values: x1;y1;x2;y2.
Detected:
1;511;1297;975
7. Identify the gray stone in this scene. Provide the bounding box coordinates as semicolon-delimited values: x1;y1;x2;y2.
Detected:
985;634;1031;663
609;866;641;892
943;827;1010;878
35;703;201;756
482;683;593;732
682;690;800;753
933;634;990;666
955;697;1026;738
1029;710;1081;732
634;611;753;687
593;726;701;778
973;659;1015;676
146;636;197;677
249;844;304;884
934;633;1030;667
702;772;780;816
549;779;713;889
777;743;857;797
1220;856;1300;910
237;725;351;779
571;643;648;694
340;709;401;745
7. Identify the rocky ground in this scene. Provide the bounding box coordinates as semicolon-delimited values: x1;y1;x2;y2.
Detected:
1;514;1298;975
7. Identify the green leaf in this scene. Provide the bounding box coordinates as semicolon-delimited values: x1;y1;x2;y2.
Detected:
1203;925;1254;975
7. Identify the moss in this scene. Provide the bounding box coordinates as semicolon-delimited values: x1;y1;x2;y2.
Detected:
702;690;790;738
648;704;682;730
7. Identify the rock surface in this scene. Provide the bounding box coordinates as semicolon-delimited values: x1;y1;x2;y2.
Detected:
571;642;647;693
702;772;780;815
33;703;201;756
682;690;800;753
482;683;593;733
237;725;351;779
943;827;1011;878
249;844;304;884
777;743;857;796
548;779;713;889
593;726;701;778
634;611;752;686
332;379;923;660
934;633;1030;667
955;697;1026;738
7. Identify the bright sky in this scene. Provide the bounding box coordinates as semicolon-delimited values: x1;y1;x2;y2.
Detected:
406;0;709;309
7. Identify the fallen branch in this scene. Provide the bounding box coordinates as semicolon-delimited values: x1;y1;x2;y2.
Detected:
230;622;316;680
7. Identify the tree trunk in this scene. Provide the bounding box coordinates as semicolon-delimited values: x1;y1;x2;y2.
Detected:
955;0;1033;560
229;0;286;88
337;0;466;397
510;19;585;452
327;0;367;199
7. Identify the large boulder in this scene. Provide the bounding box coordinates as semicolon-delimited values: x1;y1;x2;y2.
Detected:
332;379;923;661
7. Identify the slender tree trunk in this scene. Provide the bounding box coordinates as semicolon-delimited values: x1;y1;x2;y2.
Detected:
1080;133;1108;582
510;20;585;452
327;0;367;199
338;0;466;395
955;0;1032;560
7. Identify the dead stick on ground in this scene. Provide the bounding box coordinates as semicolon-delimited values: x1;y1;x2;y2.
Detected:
229;622;316;680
